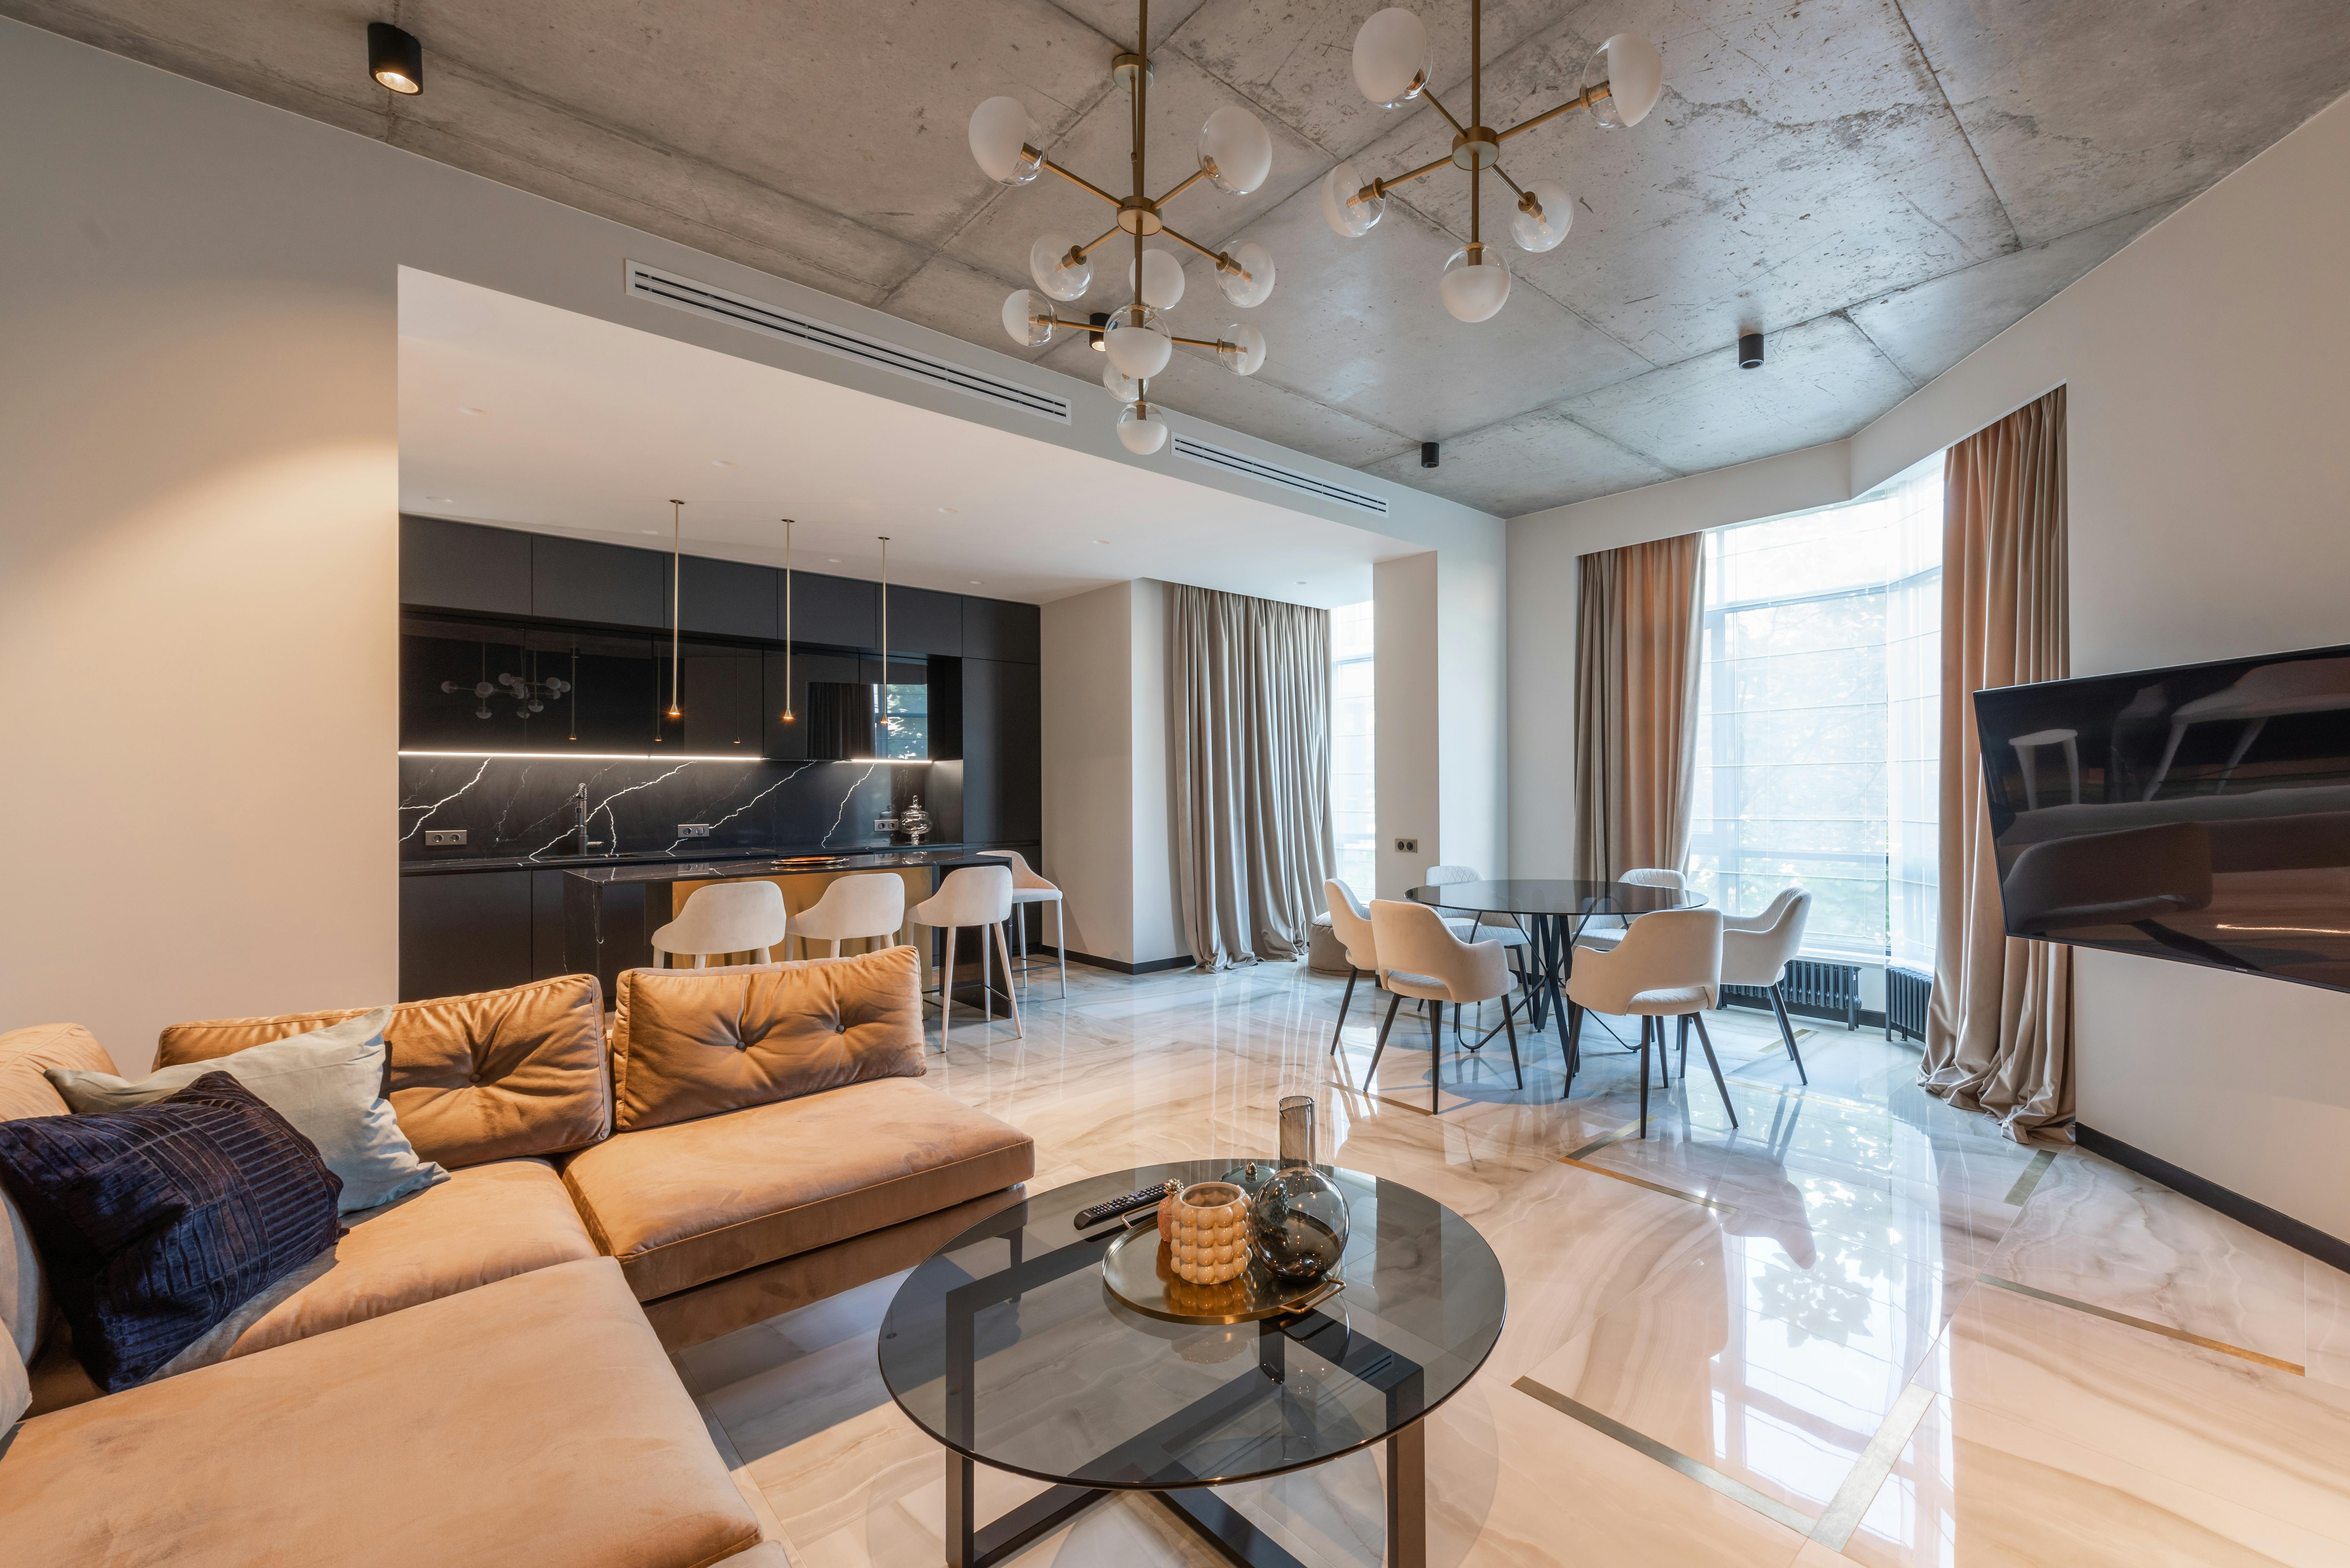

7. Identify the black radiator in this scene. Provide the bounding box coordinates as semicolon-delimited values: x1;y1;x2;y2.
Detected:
1722;959;1861;1030
1885;964;1931;1043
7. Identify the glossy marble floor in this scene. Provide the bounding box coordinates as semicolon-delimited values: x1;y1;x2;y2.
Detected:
675;959;2350;1567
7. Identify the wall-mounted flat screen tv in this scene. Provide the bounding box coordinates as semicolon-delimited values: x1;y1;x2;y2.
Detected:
1975;643;2350;993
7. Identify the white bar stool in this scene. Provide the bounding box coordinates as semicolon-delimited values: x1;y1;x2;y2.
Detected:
790;872;906;960
649;880;791;968
981;850;1067;999
911;865;1023;1046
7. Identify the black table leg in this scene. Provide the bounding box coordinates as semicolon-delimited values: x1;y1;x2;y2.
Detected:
1387;1417;1428;1568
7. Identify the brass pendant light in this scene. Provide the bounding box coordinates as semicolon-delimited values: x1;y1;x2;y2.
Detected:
665;499;684;722
779;517;796;724
876;535;890;745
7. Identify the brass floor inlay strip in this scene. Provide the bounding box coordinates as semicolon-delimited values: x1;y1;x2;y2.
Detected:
1561;1120;1643;1161
1975;1274;2305;1374
2002;1148;2057;1207
1558;1156;1738;1215
1513;1377;1814;1536
1807;1381;1935;1551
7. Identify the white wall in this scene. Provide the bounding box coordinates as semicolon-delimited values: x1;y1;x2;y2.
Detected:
0;18;1501;1064
1040;582;1137;964
1506;91;2350;1233
1374;555;1440;899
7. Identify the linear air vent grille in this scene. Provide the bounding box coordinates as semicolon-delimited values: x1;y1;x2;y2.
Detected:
1172;435;1390;516
625;261;1070;424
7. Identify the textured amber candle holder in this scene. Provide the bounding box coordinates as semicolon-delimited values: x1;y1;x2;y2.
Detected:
1162;1181;1251;1285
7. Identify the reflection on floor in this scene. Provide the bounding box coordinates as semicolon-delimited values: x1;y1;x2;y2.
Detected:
674;960;2350;1567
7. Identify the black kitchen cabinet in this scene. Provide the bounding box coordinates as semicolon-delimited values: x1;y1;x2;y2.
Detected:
762;648;861;760
532;534;669;628
400;515;532;615
961;657;1041;843
884;586;963;656
681;643;767;756
962;595;1040;663
403;615;668;753
680;554;778;640
400;871;534;1001
782;571;875;650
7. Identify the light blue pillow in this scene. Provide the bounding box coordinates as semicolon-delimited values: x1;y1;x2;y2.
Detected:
44;1008;447;1214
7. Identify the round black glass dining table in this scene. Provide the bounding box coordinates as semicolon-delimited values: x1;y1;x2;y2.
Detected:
1405;879;1704;1043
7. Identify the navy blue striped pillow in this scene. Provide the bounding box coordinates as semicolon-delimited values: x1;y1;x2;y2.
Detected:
0;1071;343;1391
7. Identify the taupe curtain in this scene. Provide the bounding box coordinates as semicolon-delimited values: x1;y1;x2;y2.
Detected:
1574;534;1705;882
1167;584;1336;969
1925;386;2073;1141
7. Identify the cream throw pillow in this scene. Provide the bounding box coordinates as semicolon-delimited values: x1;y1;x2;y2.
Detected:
45;1008;447;1214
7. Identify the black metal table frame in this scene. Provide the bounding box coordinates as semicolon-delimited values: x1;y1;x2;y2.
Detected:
936;1216;1430;1568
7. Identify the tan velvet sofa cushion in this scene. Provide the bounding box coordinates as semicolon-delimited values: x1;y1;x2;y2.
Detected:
156;974;612;1168
0;1256;761;1568
610;948;924;1133
564;1076;1034;1301
0;1023;117;1366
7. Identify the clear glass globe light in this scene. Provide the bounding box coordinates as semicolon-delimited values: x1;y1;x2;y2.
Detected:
1000;289;1056;348
1438;247;1512;322
1103;306;1173;378
1028;234;1091;300
1216;241;1276;308
1352;8;1430;107
968;96;1041;183
1198;105;1273;195
1103;364;1141;401
1587;33;1664;129
1125;247;1186;310
1511;179;1573;252
1116;401;1170;455
1217;324;1266;377
1320;162;1384;239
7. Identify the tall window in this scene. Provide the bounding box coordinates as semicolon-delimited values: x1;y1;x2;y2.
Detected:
1330;601;1376;897
1687;461;1943;969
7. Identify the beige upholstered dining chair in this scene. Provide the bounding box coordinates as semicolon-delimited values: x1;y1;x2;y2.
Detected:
1572;865;1686;953
1720;888;1814;1082
1365;899;1520;1114
1564;906;1735;1137
1324;879;1380;1055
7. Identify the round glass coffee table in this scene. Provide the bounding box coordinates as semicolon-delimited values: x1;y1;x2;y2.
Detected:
878;1160;1506;1568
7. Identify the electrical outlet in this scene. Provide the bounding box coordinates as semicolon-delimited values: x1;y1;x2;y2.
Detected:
675;824;711;839
424;829;467;848
1393;838;1418;854
874;816;902;832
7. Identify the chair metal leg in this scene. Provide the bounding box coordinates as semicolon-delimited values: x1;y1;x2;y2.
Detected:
1056;903;1068;999
1330;969;1359;1055
1770;984;1809;1084
993;922;1024;1039
983;929;992;1025
1366;992;1405;1086
1502;998;1522;1090
1637;1017;1651;1138
1691;1012;1737;1128
1563;1002;1584;1100
937;926;956;1050
1427;999;1444;1115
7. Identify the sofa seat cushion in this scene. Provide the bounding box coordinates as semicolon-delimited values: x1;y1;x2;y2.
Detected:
156;975;612;1170
0;1257;762;1568
563;1077;1034;1301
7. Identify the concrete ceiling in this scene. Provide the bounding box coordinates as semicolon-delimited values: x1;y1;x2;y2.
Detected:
399;268;1418;608
15;0;2350;516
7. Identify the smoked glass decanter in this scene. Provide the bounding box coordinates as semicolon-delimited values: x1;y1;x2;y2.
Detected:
1248;1096;1349;1281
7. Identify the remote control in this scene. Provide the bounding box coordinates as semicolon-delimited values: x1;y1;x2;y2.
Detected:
1073;1181;1175;1230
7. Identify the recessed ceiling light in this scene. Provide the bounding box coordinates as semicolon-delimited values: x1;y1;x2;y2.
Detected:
827;557;842;564
968;579;983;585
459;405;488;417
425;495;454;503
711;459;736;468
1093;539;1109;545
1296;580;1307;585
937;506;958;514
641;529;659;535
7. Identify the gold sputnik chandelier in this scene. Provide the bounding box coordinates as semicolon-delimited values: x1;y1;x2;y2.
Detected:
1325;6;1664;321
969;0;1274;456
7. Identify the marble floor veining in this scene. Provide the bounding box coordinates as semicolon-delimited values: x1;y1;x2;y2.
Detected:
674;958;2350;1567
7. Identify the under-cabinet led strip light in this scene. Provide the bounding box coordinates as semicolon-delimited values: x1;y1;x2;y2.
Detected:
397;750;933;764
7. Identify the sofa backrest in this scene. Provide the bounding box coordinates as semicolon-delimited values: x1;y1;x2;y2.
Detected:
155;975;611;1168
609;947;924;1133
0;1022;118;1365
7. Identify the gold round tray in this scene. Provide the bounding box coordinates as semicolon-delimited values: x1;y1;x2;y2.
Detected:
1099;1219;1344;1325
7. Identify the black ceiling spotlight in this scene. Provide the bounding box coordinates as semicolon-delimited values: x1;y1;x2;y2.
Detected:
1421;441;1440;469
368;21;423;95
1088;311;1110;352
1739;331;1765;369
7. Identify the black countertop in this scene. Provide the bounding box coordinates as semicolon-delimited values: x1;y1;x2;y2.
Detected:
400;842;984;877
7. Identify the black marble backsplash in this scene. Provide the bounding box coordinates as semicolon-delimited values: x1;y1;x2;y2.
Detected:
398;753;949;866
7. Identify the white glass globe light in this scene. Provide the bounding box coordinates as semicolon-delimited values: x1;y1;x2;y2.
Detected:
1587;34;1663;129
1353;9;1430;107
1028;234;1091;300
1510;179;1573;252
1217;324;1267;377
1117;401;1170;455
1125;248;1186;310
1216;241;1276;308
1438;248;1512;322
968;97;1041;183
1320;162;1385;238
1103;306;1173;379
1103;365;1141;400
1000;289;1057;348
1198;106;1273;195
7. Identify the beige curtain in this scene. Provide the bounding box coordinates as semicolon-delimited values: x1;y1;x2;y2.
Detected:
1574;534;1705;882
1925;386;2073;1141
1167;584;1336;969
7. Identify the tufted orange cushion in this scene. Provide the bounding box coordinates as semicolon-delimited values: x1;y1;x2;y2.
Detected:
155;976;611;1169
609;948;924;1133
